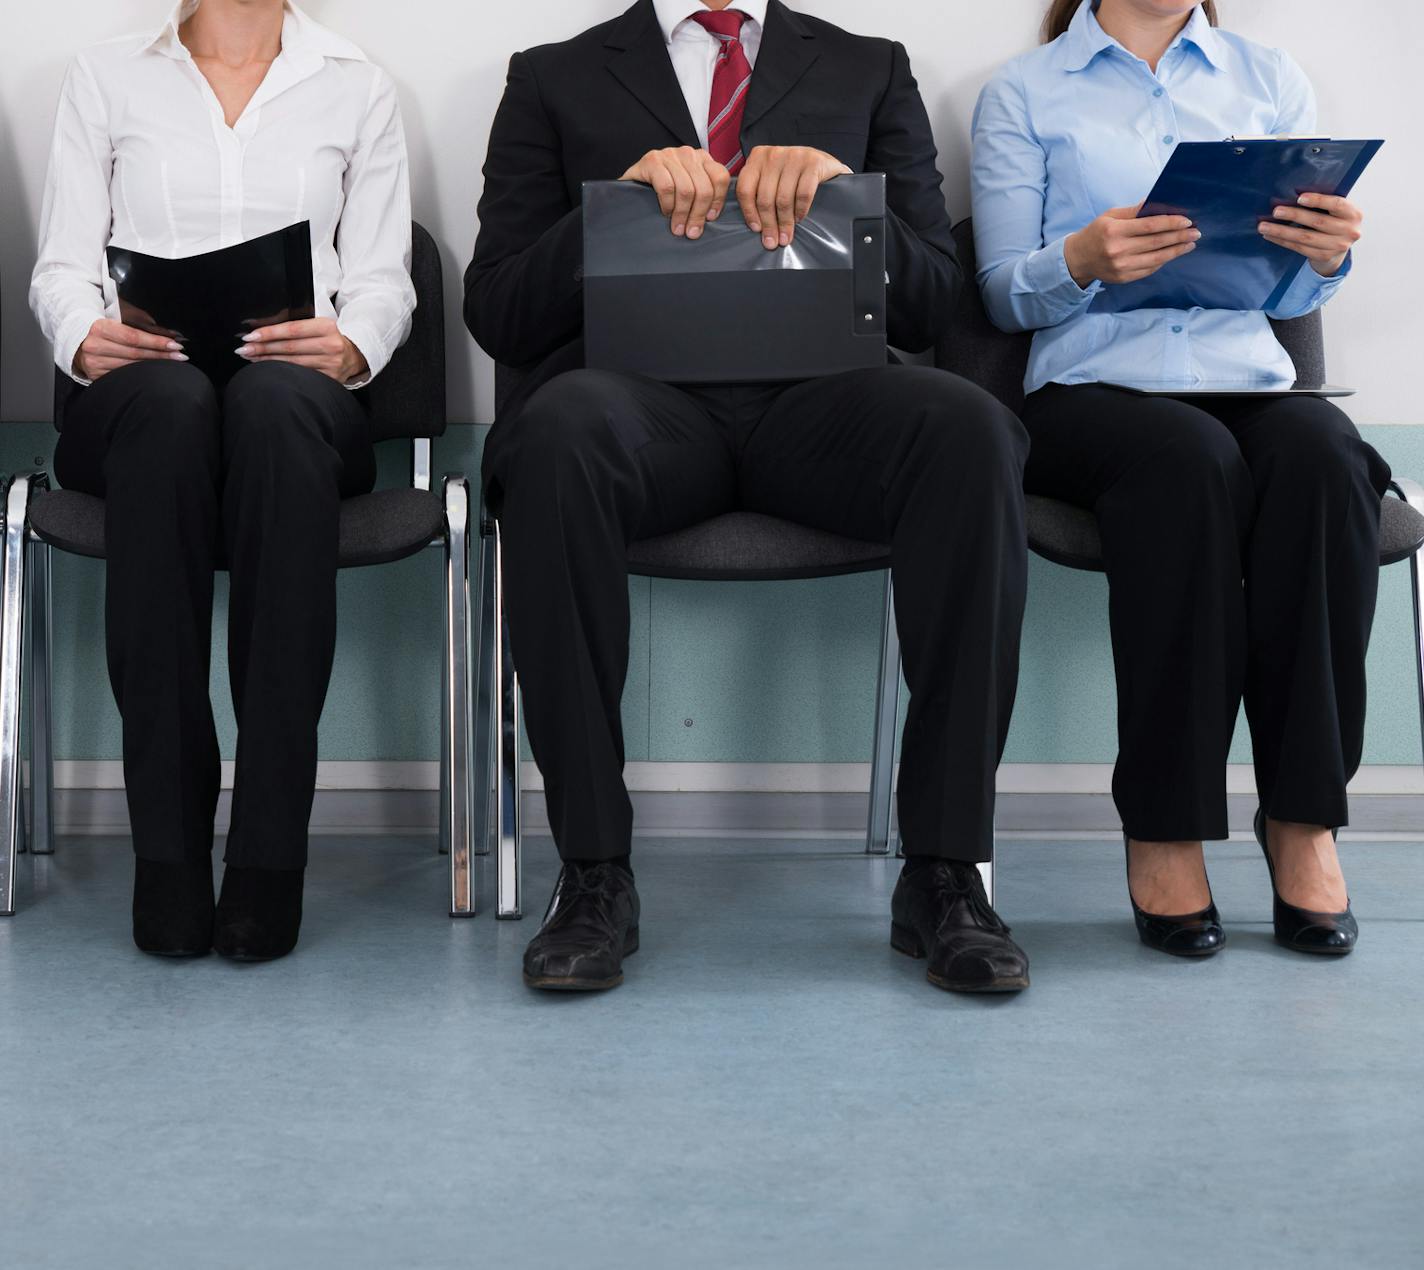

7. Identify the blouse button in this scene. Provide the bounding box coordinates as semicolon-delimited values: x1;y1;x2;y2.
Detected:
1171;325;1184;334
1153;88;1164;98
1163;135;1175;145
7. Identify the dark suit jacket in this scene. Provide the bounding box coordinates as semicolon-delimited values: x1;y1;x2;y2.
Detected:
464;0;960;406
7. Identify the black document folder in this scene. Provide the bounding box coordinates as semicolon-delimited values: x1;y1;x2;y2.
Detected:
106;221;317;387
583;174;887;383
1092;138;1383;315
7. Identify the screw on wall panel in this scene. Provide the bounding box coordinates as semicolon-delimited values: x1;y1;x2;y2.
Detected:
683;718;694;728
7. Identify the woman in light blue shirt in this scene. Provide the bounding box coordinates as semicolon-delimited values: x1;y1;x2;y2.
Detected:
971;0;1390;958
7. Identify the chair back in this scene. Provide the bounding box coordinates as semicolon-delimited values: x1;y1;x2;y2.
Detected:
938;219;1327;406
52;221;446;441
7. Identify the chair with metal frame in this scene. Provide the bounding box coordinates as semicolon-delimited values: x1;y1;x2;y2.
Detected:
474;363;939;924
0;222;479;920
938;217;1424;769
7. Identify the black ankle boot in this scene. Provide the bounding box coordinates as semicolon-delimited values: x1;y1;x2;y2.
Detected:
133;857;215;957
213;866;304;962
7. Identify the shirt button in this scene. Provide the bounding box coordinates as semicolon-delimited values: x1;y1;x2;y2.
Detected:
1163;135;1175;145
1171;325;1184;334
1153;88;1164;98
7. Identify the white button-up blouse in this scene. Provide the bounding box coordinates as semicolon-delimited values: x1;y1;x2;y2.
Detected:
29;0;415;387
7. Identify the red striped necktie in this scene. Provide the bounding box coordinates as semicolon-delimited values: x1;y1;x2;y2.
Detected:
690;9;753;174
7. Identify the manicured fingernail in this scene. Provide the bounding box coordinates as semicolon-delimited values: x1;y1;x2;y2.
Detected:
763;234;778;249
166;340;182;351
1258;223;1271;233
687;225;702;240
241;332;260;343
1298;194;1314;204
708;208;720;220
779;232;790;246
234;346;253;357
747;220;761;233
672;222;685;236
1191;230;1202;239
171;353;189;362
1273;207;1290;217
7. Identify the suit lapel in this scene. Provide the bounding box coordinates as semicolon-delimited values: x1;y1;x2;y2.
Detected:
604;0;701;149
741;0;819;134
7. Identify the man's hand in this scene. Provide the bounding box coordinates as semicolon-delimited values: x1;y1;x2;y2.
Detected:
620;146;731;240
1258;193;1363;278
74;318;188;382
1064;205;1201;288
240;317;369;384
735;146;853;250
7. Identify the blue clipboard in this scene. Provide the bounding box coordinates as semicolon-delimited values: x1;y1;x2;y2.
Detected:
1090;138;1383;315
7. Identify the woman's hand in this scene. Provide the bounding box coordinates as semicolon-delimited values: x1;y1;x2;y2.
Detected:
1258;193;1362;278
75;318;188;382
735;146;853;250
239;318;369;384
620;146;732;240
1064;205;1201;288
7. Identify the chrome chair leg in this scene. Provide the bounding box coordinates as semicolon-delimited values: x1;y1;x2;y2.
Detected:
494;522;522;920
1394;479;1424;764
1412;547;1424;766
471;514;497;861
866;571;900;855
28;538;55;856
438;607;451;858
0;476;37;916
443;477;475;918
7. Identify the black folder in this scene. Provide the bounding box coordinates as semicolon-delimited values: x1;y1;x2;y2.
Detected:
106;221;317;387
1091;138;1383;315
583;174;887;383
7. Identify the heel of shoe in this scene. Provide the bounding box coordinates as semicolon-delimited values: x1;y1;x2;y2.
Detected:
622;925;640;957
890;922;926;960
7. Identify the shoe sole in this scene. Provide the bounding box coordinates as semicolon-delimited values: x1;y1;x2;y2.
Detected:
524;929;640;992
1137;935;1226;959
890;923;1029;993
1274;935;1354;956
138;947;212;959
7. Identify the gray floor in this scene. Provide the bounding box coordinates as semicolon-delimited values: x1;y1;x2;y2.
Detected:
2;835;1421;1270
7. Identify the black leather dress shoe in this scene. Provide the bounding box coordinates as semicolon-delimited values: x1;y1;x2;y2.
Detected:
1254;809;1357;956
133;857;215;957
890;860;1029;993
1124;837;1225;958
212;866;304;962
524;862;640;991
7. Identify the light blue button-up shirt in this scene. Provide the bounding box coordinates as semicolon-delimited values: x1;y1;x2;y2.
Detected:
970;2;1349;395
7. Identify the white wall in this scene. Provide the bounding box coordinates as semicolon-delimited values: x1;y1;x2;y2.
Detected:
2;0;1419;425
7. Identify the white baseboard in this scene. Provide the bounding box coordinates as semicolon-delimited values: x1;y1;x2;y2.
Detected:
40;760;1424;838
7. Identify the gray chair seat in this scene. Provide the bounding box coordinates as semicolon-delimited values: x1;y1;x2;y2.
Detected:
28;486;445;570
1030;492;1424;573
627;511;890;580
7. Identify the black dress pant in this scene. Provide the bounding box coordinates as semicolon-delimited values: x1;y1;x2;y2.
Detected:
1021;383;1392;841
483;366;1030;864
54;360;376;869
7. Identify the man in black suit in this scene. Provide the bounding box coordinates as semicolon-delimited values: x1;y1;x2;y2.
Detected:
467;0;1031;995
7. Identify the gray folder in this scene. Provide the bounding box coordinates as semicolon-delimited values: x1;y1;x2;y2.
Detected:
583;173;888;383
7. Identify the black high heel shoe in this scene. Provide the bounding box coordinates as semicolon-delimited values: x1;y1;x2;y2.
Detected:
1253;810;1357;956
133;857;215;957
1124;836;1226;958
213;866;304;962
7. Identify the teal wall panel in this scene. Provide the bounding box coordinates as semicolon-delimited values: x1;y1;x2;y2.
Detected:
3;420;1420;768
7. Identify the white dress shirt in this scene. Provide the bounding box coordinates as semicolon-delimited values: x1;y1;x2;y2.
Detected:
652;0;767;148
30;0;415;387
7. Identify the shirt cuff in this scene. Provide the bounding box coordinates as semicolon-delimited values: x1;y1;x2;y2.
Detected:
55;308;102;387
335;316;387;390
1021;235;1102;317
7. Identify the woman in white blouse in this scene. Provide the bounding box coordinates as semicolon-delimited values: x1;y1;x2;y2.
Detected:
29;0;415;962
